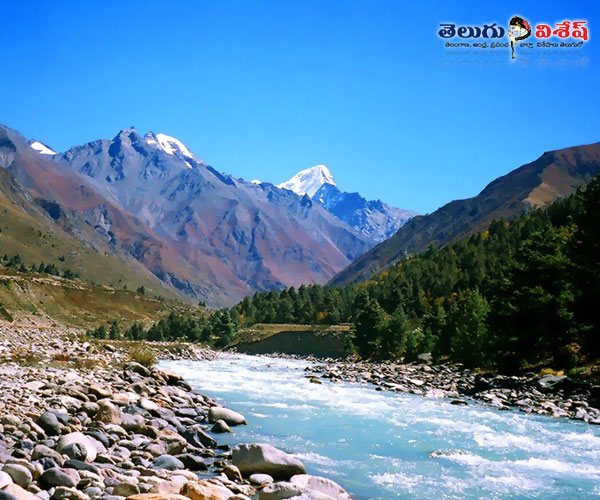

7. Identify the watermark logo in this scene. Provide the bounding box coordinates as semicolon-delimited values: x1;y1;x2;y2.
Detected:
438;17;590;61
508;16;531;59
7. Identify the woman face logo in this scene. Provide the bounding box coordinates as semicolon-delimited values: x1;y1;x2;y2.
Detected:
508;16;532;59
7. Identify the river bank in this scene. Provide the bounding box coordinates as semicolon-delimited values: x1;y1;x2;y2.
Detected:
303;357;600;424
0;325;352;500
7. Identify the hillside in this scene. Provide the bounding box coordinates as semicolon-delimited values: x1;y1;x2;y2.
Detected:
329;142;600;286
227;173;600;373
0;268;202;328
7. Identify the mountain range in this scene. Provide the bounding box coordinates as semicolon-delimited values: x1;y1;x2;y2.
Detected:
1;124;409;306
2;121;597;307
329;141;600;286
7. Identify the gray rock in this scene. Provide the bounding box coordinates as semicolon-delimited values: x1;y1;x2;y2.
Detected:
56;433;102;463
232;443;306;480
111;484;140;497
36;412;61;436
211;420;232;434
32;445;65;465
290;475;351;500
61;443;88;462
63;460;100;475
1;464;32;488
150;455;184;471
249;473;274;485
176;454;207;471
180;425;216;449
39;468;80;488
208;407;247;426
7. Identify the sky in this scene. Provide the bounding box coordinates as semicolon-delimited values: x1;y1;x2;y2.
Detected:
1;0;598;214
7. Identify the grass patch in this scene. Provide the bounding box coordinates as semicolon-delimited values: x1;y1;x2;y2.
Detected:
128;346;157;368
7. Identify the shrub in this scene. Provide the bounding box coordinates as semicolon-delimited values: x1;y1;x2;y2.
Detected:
128;346;156;368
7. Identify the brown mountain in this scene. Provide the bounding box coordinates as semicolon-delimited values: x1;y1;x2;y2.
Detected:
1;124;371;306
329;142;600;287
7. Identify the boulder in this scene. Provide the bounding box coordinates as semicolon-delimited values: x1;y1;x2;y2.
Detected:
176;454;207;471
222;465;242;482
150;455;184;471
182;480;235;500
1;465;32;488
257;482;305;500
211;420;232;434
0;471;13;489
36;412;61;436
56;433;102;463
208;408;246;426
1;484;40;500
31;445;65;465
113;484;140;497
180;425;217;449
39;468;80;489
232;444;306;480
61;443;88;462
248;474;273;486
290;475;351;500
95;400;122;425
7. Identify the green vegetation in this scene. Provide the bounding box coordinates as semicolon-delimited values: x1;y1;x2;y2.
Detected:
226;175;600;373
87;309;234;348
0;254;80;280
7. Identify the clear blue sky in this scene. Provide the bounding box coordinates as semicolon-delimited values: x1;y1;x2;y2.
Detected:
1;1;598;213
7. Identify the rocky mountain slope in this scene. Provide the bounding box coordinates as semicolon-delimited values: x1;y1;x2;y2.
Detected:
0;124;372;306
54;128;370;305
277;165;416;242
329;141;600;286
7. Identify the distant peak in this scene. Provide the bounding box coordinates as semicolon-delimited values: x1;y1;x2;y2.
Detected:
30;140;56;155
143;131;194;160
278;164;336;197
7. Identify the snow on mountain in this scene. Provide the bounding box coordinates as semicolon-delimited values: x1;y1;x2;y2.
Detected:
144;132;194;160
30;141;56;155
251;179;262;184
278;164;335;197
277;165;416;242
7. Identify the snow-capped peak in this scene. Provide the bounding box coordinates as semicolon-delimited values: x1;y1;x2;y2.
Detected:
277;164;336;197
30;141;56;155
251;179;262;185
144;132;194;160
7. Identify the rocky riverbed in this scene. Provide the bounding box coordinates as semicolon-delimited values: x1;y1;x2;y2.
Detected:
0;326;353;500
304;358;600;424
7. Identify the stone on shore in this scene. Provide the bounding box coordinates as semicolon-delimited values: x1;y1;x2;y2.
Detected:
0;471;13;489
232;444;306;480
211;420;232;434
248;474;273;486
1;484;39;500
182;480;235;500
208;407;247;426
1;465;32;488
290;475;351;500
39;468;80;489
56;433;101;463
150;455;184;471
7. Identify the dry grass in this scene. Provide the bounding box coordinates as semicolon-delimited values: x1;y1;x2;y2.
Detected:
128;346;157;368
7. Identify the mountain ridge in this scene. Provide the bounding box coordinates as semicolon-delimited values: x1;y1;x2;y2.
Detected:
278;165;416;242
329;141;600;287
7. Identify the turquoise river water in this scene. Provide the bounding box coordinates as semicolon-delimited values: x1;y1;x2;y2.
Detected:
160;354;600;500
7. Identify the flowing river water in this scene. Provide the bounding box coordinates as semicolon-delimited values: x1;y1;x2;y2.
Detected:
160;354;600;499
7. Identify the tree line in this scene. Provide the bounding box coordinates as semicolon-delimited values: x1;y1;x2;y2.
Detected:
228;175;600;372
0;254;80;280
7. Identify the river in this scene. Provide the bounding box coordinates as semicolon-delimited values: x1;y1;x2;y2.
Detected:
160;354;600;500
